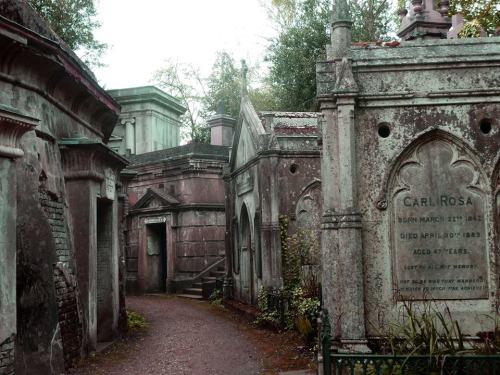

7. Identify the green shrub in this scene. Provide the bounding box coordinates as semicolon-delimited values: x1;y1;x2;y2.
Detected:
127;310;148;329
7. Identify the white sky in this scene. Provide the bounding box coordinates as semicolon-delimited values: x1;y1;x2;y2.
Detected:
93;0;277;90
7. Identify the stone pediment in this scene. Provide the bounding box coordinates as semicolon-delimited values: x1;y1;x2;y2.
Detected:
131;188;179;210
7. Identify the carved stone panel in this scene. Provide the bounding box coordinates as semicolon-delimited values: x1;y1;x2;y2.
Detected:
392;139;488;300
296;182;322;230
236;170;254;196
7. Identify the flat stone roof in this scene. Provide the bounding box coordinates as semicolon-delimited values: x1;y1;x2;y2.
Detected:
107;86;187;116
127;143;229;166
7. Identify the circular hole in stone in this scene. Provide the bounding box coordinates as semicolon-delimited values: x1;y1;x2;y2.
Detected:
479;118;492;134
289;164;298;174
378;123;391;138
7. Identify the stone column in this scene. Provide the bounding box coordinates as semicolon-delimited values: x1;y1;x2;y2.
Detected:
0;106;37;375
122;118;136;155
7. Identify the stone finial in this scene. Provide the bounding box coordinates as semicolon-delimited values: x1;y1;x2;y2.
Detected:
241;60;248;96
332;0;351;24
398;0;452;40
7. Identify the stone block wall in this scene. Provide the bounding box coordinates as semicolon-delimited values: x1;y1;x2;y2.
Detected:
175;210;226;278
0;336;15;375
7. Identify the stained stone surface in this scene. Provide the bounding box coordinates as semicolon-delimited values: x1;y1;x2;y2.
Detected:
392;140;488;300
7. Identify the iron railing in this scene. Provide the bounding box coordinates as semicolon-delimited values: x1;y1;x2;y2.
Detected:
330;354;500;375
319;309;500;375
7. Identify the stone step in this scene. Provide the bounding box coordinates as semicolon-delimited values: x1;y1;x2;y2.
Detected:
183;287;202;296
192;282;203;288
210;271;225;278
203;276;216;283
176;293;203;300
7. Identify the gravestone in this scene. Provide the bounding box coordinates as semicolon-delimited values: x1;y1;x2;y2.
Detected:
392;140;488;300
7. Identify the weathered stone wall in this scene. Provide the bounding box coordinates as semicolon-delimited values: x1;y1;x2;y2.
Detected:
0;3;125;371
175;210;226;278
39;190;83;369
317;36;500;342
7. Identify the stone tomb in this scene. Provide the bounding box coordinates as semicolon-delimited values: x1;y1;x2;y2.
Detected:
392;139;488;300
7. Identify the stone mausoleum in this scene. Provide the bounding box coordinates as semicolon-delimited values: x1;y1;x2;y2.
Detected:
107;86;185;156
0;1;128;374
225;88;322;305
122;113;233;296
317;0;500;351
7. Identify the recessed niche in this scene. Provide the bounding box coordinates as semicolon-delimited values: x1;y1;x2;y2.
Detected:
378;123;391;138
479;118;492;135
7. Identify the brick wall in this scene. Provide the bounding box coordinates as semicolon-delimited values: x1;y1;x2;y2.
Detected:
53;264;82;368
40;190;83;369
0;335;14;375
39;190;70;264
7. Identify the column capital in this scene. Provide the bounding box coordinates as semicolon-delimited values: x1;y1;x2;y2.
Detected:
0;104;38;159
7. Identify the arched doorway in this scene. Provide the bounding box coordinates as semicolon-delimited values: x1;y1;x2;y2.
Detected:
239;205;254;304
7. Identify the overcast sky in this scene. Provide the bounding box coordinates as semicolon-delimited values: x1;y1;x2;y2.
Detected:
92;0;277;90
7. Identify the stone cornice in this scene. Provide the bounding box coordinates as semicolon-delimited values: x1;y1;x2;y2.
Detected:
0;104;38;158
59;138;129;180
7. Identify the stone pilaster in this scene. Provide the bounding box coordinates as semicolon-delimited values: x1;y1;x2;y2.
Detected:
318;1;369;352
122;118;136;155
59;138;128;352
0;105;37;375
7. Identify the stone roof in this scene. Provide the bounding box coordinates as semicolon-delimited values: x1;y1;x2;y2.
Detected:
0;0;96;80
107;86;187;116
127;143;229;166
258;111;318;135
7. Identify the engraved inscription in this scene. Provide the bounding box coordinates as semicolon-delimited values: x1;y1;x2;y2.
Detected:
392;140;488;300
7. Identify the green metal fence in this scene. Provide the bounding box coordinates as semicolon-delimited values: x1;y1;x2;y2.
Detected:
330;354;500;375
319;309;500;375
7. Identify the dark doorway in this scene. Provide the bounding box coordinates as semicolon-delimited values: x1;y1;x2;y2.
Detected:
96;199;114;342
145;223;167;293
240;205;254;304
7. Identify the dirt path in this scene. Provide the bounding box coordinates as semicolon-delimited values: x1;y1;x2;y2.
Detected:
70;296;315;375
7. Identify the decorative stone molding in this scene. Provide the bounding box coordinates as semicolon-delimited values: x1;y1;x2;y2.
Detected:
59;137;128;182
322;211;362;229
0;104;38;158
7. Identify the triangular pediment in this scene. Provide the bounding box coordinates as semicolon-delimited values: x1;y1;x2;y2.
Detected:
230;96;266;171
131;188;179;210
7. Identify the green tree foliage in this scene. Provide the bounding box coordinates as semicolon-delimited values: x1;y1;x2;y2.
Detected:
449;0;500;36
267;0;330;111
203;51;241;119
266;0;394;111
154;60;210;144
154;52;275;144
28;0;106;67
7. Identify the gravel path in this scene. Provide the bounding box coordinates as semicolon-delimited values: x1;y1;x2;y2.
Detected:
73;296;262;375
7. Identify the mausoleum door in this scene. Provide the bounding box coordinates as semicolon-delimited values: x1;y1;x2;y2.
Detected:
240;206;254;304
145;223;167;293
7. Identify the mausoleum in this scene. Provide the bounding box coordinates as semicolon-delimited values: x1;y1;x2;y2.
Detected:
317;0;500;352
